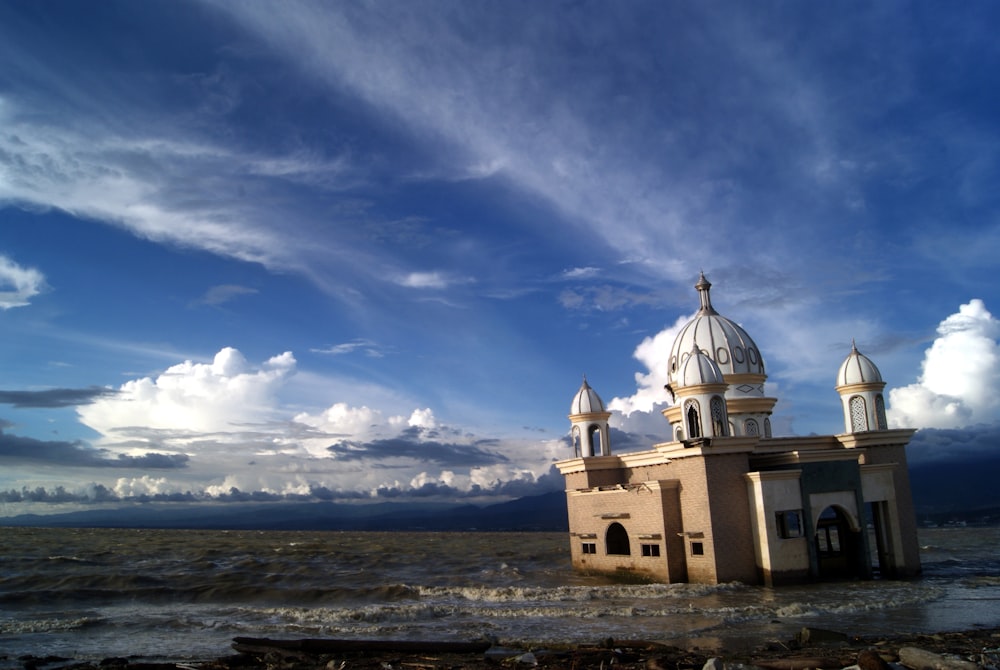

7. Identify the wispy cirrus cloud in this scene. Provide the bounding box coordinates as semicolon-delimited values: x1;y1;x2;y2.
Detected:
0;255;45;309
311;339;384;357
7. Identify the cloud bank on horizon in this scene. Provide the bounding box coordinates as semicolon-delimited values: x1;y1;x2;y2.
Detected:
0;1;998;512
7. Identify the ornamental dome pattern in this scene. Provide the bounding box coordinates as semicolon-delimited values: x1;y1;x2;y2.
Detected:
836;341;883;386
668;273;765;386
570;377;606;414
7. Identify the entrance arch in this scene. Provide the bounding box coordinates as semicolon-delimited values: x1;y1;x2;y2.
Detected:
606;522;631;555
814;505;865;579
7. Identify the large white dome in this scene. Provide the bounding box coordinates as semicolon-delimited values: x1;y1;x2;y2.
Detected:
836;341;883;387
668;273;765;386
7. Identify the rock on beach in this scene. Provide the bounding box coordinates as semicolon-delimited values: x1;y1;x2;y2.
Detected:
7;626;1000;670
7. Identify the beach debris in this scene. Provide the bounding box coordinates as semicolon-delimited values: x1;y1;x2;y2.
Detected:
897;647;981;670
797;628;850;646
514;652;538;666
857;649;892;670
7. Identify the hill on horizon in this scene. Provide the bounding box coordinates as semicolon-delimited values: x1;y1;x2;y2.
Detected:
3;451;999;531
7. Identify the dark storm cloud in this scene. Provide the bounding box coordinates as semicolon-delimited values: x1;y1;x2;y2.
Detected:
0;386;118;408
327;426;508;466
907;424;1000;463
0;427;188;468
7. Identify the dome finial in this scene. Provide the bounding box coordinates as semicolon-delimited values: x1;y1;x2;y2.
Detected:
695;272;717;316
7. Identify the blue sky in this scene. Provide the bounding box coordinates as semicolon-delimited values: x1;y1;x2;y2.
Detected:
1;0;999;515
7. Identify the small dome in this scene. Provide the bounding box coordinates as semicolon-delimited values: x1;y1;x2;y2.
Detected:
836;341;883;386
570;377;606;414
676;343;725;387
668;273;765;383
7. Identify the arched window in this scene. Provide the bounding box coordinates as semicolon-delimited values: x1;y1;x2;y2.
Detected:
674;425;684;442
588;424;603;456
875;394;887;430
685;400;701;439
744;418;760;436
571;426;582;457
850;395;868;432
764;417;772;438
606;522;631;555
710;396;727;436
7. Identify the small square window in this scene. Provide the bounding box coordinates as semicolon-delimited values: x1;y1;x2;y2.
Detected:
776;510;803;539
581;542;596;554
691;541;704;556
641;543;660;557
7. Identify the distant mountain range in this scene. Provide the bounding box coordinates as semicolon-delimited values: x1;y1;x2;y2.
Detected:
0;490;571;531
2;453;998;530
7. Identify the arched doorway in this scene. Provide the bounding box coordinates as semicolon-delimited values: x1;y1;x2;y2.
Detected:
814;506;865;579
606;522;631;555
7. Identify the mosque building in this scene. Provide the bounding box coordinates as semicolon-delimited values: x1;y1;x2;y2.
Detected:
555;274;921;586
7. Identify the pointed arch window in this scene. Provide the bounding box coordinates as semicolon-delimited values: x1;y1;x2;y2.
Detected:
710;396;727;436
744;418;760;436
764;418;772;438
850;395;869;432
875;394;887;430
685;400;701;439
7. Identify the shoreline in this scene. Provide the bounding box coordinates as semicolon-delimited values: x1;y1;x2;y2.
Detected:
8;626;1000;670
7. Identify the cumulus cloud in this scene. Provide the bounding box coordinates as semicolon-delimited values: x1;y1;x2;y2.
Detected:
3;348;563;507
889;300;1000;429
608;313;691;416
78;347;297;441
0;255;45;309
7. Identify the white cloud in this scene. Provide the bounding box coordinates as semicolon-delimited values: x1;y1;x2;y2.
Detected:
78;347;297;440
397;271;472;289
407;407;437;429
0;255;45;309
889;300;1000;429
560;266;600;280
608;313;691;416
113;475;172;498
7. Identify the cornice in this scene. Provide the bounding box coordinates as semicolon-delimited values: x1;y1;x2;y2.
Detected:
834;428;916;449
835;380;887;394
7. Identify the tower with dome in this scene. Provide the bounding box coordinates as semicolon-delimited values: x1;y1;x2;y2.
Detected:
556;274;921;585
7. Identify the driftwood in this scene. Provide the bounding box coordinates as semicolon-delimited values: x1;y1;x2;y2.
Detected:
231;637;493;656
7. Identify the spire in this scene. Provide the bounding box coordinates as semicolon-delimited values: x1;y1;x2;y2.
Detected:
695;272;717;315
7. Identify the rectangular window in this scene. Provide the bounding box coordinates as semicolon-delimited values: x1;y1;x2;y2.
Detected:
581;542;596;554
776;510;804;539
640;543;661;557
691;541;704;556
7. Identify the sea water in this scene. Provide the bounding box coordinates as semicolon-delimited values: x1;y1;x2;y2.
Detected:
1;526;998;665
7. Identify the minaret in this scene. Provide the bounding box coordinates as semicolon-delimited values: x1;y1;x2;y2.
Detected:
568;376;612;457
836;341;888;433
664;343;730;441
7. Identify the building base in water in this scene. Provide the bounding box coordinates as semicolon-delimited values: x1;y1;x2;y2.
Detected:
556;275;921;586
